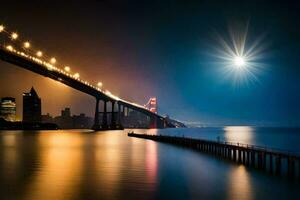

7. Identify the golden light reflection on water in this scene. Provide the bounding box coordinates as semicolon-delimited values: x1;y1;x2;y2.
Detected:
94;131;122;199
130;132;146;167
0;130;296;199
224;126;254;144
2;133;17;147
1;134;18;178
132;129;158;184
145;140;158;184
228;165;253;200
24;133;83;200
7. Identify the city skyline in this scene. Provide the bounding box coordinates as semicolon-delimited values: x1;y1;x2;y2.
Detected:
0;1;300;126
0;90;96;121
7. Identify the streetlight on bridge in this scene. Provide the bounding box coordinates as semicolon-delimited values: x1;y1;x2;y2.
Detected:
6;45;13;51
50;57;56;64
74;73;80;79
11;32;18;40
97;82;103;87
24;41;30;48
0;25;4;32
64;66;70;72
36;51;43;57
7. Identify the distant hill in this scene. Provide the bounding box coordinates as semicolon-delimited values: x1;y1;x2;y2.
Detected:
165;116;186;128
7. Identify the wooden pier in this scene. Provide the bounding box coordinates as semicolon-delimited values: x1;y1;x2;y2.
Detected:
128;133;300;180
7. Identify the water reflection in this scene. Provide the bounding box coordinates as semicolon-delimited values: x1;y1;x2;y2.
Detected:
1;133;18;179
136;129;158;185
227;166;253;200
2;133;17;147
224;126;254;144
24;133;83;200
145;140;158;185
0;130;298;200
94;131;122;199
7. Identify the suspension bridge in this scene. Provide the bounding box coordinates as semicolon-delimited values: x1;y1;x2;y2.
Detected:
0;24;167;130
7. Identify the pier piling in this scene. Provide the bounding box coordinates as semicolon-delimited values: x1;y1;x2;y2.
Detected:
128;133;300;179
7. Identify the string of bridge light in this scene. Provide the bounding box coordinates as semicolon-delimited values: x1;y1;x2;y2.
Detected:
0;24;149;109
0;24;114;96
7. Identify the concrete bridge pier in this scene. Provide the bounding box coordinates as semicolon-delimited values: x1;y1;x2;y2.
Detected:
102;100;108;129
298;160;300;181
242;150;246;164
269;154;273;174
257;152;263;169
233;149;237;162
228;148;232;159
275;156;281;175
238;149;242;163
251;151;255;168
262;152;267;171
149;116;157;129
117;103;123;129
110;101;116;129
246;151;250;166
287;157;295;178
92;98;101;130
150;115;166;129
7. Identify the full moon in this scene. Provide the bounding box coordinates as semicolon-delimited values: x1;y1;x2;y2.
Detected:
234;56;245;67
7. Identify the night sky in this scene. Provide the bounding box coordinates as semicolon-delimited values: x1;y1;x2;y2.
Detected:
0;0;299;126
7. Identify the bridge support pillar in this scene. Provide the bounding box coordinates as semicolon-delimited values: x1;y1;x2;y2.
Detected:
238;149;242;163
102;100;108;129
117;103;123;129
121;106;124;126
247;151;250;166
150;116;165;129
233;149;237;162
158;117;166;128
288;157;295;178
269;154;273;174
92;98;101;130
149;116;157;129
111;101;116;129
251;151;255;168
275;156;281;175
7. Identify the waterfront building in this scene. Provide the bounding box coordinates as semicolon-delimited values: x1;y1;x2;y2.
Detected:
23;87;41;123
53;107;73;129
72;113;93;129
0;97;16;122
49;107;93;129
41;113;54;123
61;107;71;118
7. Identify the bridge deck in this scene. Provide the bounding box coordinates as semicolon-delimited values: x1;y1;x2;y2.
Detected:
0;46;163;119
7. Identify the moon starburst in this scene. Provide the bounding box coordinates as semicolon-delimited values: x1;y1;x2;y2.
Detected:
213;22;268;86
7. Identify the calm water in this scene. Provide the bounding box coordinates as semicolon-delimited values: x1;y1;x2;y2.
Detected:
0;127;299;200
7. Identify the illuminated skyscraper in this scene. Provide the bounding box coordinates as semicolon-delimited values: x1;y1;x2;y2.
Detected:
0;97;16;122
23;87;41;123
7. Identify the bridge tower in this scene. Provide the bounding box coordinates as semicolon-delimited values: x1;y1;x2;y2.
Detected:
144;97;157;114
144;97;166;129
